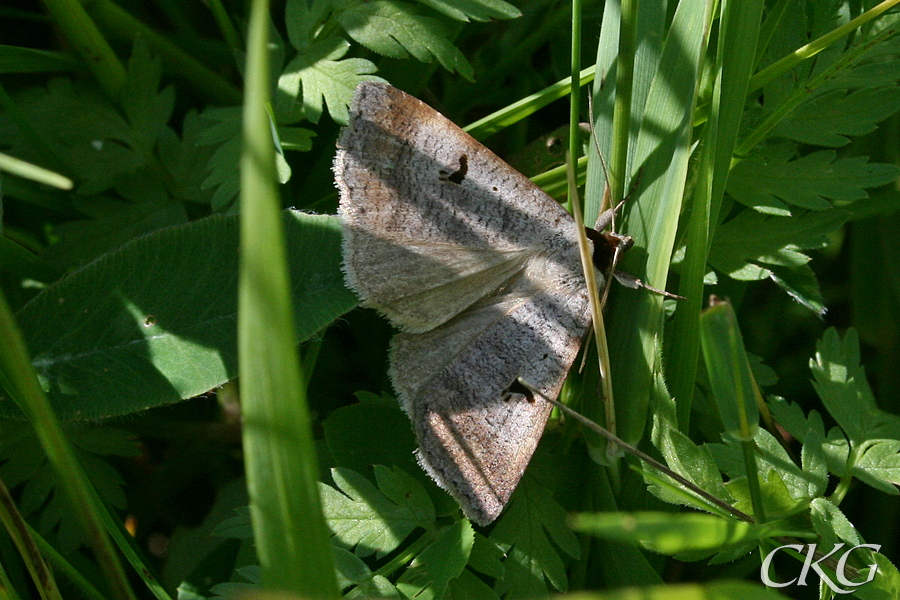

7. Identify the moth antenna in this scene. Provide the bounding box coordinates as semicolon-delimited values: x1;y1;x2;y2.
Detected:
613;271;685;300
514;377;754;523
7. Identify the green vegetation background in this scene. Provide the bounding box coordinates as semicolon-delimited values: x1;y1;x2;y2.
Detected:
2;0;900;598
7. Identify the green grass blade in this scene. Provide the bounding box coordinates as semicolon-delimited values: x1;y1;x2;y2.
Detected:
699;299;765;522
603;0;716;445
0;293;135;600
238;0;339;595
0;476;61;600
698;300;760;440
667;0;766;431
40;0;125;95
463;65;595;141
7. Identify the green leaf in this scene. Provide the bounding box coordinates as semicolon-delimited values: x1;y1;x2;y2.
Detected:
810;497;861;549
324;397;419;478
852;440;900;495
446;568;500;600
277;125;316;151
0;45;83;73
709;428;818;502
410;0;520;23
570;512;767;554
120;41;175;157
1;83;129;195
650;417;732;512
766;262;825;315
285;0;335;51
722;470;804;521
467;531;505;578
767;397;850;475
396;520;474;600
709;208;848;278
774;87;900;147
197;106;243;211
209;565;260;598
42;195;189;270
0;423;138;553
854;552;900;600
699;300;759;441
727;151;899;214
810;328;900;445
335;0;474;80
278;39;381;124
549;581;792;599
489;476;580;596
321;466;435;558
159;111;218;206
333;547;400;598
5;211;356;420
800;429;829;498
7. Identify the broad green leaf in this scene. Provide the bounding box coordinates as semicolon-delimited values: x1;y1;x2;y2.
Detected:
199;111;292;212
321;466;434;558
42;195;189;270
571;512;766;554
6;211;356;421
824;35;900;90
159;111;218;206
335;0;474;80
278;39;381;124
709;209;848;278
727;151;898;214
0;79;148;195
490;476;580;596
775;87;900;147
411;0;519;22
810;328;900;445
396;520;474;600
852;440;900;495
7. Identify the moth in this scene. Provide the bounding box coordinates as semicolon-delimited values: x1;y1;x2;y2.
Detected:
334;81;629;525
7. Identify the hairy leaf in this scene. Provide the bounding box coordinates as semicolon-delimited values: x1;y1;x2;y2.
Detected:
727;151;898;214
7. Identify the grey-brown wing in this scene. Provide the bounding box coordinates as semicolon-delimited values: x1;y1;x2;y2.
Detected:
335;81;581;332
389;255;592;525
